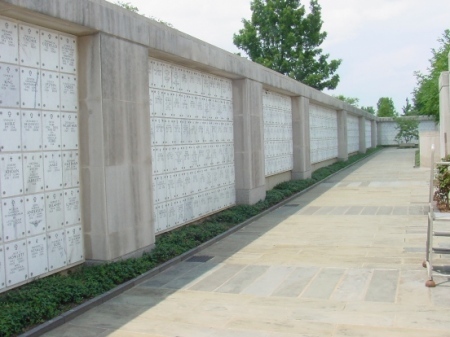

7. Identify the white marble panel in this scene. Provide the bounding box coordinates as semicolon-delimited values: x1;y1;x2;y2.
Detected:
59;34;77;73
0;153;23;197
19;24;40;67
21;110;42;151
164;91;173;117
62;151;79;188
153;175;166;204
66;225;83;265
45;191;64;231
23;152;44;193
166;147;177;173
149;60;162;88
43;151;63;191
0;19;18;64
0;246;5;289
0;63;20;108
164;118;174;145
27;233;48;278
172;119;181;144
151;147;165;175
5;239;28;286
166;201;177;230
43;112;61;150
40;30;59;71
60;74;78;111
41;71;60;110
25;194;46;236
47;228;66;271
64;188;80;226
166;173;177;200
61;112;78;150
0;109;21;152
2;196;25;242
154;203;167;233
20;67;41;109
161;63;171;90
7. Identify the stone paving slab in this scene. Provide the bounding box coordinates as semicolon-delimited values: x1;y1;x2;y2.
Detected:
42;149;450;337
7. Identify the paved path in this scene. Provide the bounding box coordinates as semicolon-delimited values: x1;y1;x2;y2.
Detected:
44;149;450;337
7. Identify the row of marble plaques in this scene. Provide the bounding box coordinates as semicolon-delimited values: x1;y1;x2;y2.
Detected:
152;144;234;175
265;140;294;158
0;188;81;242
265;156;294;177
264;125;293;142
263;108;293;125
149;89;233;121
153;165;235;204
0;17;83;292
0;110;78;152
149;58;236;233
262;90;291;110
310;106;338;164
0;18;77;74
0;151;79;197
263;90;294;177
154;186;235;234
149;59;232;100
150;118;233;145
347;116;360;154
0;64;78;111
0;224;83;291
365;121;372;148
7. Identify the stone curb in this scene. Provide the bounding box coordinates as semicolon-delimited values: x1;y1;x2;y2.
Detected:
20;149;382;337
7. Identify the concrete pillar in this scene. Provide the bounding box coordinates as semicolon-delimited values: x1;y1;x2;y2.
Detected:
359;117;367;153
439;71;450;157
232;79;266;205
337;110;348;161
78;33;154;262
292;96;312;179
371;119;377;148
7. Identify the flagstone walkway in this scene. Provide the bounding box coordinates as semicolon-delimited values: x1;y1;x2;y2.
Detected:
43;148;450;337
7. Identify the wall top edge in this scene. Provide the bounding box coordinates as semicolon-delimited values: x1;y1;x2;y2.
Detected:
0;0;374;118
377;116;437;122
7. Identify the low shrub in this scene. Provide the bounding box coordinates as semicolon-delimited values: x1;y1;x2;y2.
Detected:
0;147;380;337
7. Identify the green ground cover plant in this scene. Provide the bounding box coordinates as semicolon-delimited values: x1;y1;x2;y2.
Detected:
0;147;380;337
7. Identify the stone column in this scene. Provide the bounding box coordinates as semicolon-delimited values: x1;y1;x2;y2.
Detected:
439;71;450;157
371;119;378;148
337;110;348;161
78;33;154;262
292;96;312;179
232;79;266;205
359;116;367;153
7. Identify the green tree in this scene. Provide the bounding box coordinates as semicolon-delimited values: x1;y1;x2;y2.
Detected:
334;95;359;107
413;29;450;121
377;97;397;117
361;106;376;115
401;98;417;116
393;117;419;144
233;0;341;90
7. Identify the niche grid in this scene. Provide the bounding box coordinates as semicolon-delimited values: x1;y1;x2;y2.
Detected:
347;114;360;154
309;104;338;164
149;58;235;234
263;90;293;176
365;120;372;148
0;16;83;293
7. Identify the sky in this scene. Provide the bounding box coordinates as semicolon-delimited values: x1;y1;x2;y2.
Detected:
108;0;450;113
